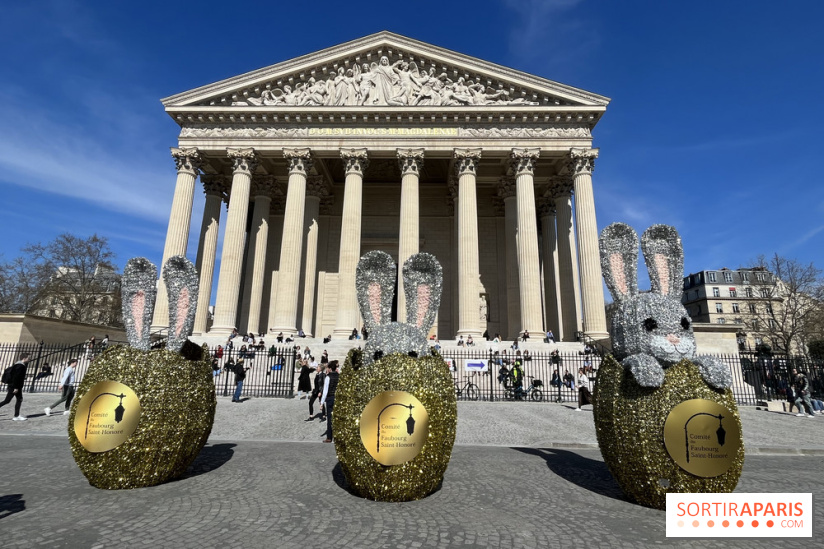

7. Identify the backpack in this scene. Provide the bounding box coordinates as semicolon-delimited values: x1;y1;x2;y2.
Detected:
1;367;10;385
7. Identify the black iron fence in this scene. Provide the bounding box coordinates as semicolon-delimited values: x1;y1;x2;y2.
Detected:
3;342;822;406
0;342;299;399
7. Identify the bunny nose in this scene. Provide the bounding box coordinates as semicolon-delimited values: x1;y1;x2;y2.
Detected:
666;334;681;345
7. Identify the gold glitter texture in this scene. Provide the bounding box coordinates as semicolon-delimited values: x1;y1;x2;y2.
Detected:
67;345;216;490
593;355;744;509
334;349;457;502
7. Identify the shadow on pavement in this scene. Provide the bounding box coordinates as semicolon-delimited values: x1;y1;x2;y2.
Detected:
0;494;26;520
512;447;628;502
331;462;444;500
182;443;236;479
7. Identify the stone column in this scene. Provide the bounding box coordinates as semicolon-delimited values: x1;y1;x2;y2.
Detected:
271;148;313;336
497;177;520;339
538;197;561;338
554;177;582;341
454;148;483;338
240;175;277;335
569;148;608;340
334;148;369;336
396;148;424;322
152;147;202;331
210;148;258;335
511;148;544;337
299;176;327;336
192;175;226;335
264;197;286;333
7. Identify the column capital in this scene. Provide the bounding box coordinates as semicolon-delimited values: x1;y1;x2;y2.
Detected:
567;147;599;176
200;174;228;198
283;148;313;175
340;148;369;175
171;147;203;174
453;148;482;176
548;174;574;197
306;175;331;199
509;147;541;176
251;175;278;199
227;147;259;175
496;176;517;200
397;148;425;176
537;197;557;217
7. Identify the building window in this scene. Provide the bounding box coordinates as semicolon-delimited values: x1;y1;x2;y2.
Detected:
746;287;754;298
732;303;740;313
716;303;723;313
735;317;743;324
755;337;762;345
708;272;717;282
768;319;777;329
752;320;760;330
766;304;773;314
749;304;757;314
712;287;720;297
729;288;737;297
756;272;765;282
741;272;749;282
760;288;769;298
724;271;733;283
717;318;726;324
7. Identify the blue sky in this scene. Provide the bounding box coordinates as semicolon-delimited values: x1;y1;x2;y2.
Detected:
1;0;822;297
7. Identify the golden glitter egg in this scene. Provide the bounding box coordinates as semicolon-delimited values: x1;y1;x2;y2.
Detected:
333;349;457;502
67;344;216;489
593;355;744;509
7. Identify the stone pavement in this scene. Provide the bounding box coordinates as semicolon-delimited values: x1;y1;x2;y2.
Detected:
1;396;822;548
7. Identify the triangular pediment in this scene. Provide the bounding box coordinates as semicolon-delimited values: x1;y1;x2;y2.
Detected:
162;31;609;110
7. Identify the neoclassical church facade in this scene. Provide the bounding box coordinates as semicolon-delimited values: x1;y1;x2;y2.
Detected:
152;32;610;342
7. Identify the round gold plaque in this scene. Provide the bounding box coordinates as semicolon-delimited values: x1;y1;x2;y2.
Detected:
663;398;741;478
359;391;429;466
73;381;142;453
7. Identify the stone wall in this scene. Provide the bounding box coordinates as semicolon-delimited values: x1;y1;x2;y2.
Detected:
0;314;126;345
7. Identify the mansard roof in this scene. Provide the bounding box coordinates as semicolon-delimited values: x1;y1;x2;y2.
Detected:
161;31;609;115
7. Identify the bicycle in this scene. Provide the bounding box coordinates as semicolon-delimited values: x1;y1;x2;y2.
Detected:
454;375;480;401
504;375;544;402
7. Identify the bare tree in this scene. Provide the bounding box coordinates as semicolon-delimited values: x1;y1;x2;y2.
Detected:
0;234;121;326
745;254;824;355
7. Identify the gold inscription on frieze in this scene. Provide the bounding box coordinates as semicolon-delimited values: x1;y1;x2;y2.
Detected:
359;391;429;466
74;380;142;453
308;127;458;136
663;399;741;478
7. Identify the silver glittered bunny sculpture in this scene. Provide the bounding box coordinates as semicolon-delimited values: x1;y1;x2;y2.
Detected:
356;250;442;365
599;223;731;389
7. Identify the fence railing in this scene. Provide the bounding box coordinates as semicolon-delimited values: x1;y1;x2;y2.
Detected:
3;342;822;406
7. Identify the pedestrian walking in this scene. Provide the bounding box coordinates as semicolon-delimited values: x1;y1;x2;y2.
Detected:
320;360;340;443
0;352;31;420
45;358;78;416
232;359;250;403
306;363;327;421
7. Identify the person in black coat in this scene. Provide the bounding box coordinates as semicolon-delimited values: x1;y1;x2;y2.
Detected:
306;363;327;421
296;359;315;399
0;353;31;420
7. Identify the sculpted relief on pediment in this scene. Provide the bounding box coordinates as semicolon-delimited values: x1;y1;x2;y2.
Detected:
239;56;538;108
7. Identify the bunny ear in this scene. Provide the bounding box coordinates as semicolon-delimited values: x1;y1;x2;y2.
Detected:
599;223;639;302
121;257;157;350
641;224;684;298
403;253;443;331
356;251;396;332
162;255;199;352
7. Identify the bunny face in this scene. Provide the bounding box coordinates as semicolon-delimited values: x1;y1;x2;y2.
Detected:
612;293;696;364
356;251;442;366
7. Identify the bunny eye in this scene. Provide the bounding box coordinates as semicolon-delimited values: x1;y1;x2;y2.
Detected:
643;318;658;332
681;317;691;330
408;351;418;358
